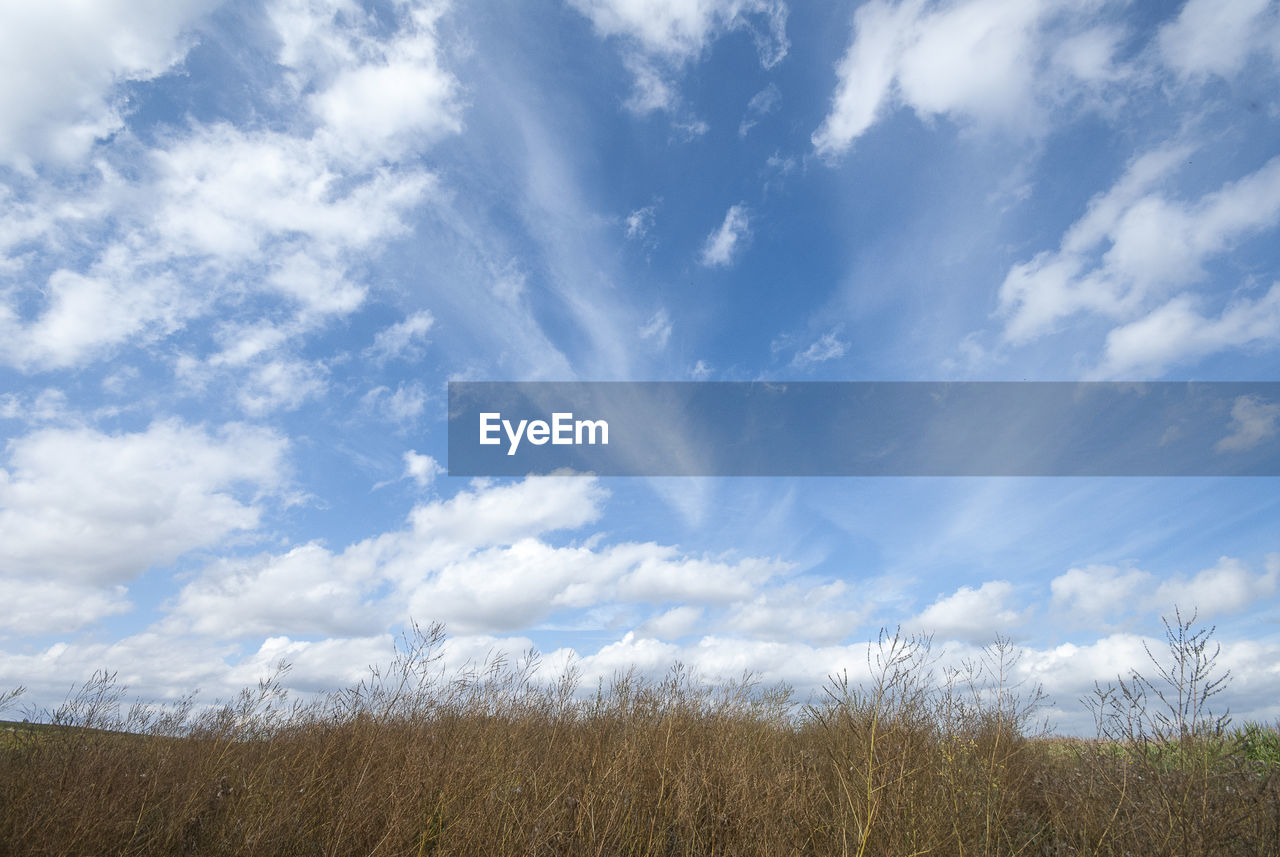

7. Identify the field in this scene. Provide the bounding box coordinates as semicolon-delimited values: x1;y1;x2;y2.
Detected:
2;621;1277;856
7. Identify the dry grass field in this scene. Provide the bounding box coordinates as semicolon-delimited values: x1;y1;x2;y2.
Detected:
2;620;1277;856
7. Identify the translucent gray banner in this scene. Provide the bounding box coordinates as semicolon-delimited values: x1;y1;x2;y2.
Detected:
447;382;1280;476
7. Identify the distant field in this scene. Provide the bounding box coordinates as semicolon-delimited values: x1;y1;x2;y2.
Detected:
3;623;1277;856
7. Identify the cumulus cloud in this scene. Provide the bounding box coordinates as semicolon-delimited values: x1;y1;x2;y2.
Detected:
1051;564;1153;625
1150;555;1280;618
165;543;387;639
1095;285;1280;378
911;580;1028;643
408;539;785;634
993;146;1280;374
158;473;789;640
0;0;459;376
1051;555;1280;625
0;0;214;169
0;266;188;372
149;124;436;268
636;605;704;640
700;204;751;267
812;0;1125;156
1;579;131;637
0;420;287;586
403;451;444;488
238;358;329;416
1158;0;1280;80
161;476;607;639
720;581;863;645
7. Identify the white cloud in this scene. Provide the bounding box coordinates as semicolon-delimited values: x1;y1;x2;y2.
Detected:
155;470;788;638
622;55;680;114
995;148;1280;372
1050;564;1153;625
210;323;294;368
638;308;673;348
1216;395;1280;453
620;548;785;604
267;252;367;319
1;124;435;374
386;383;429;422
790;329;849;368
812;0;1127;156
1158;0;1280;80
0;420;287;586
308;5;462;164
408;540;786;634
0;389;72;423
738;82;781;136
227;633;399;694
1051;25;1128;84
570;0;787;121
165;543;386;638
911;580;1027;642
267;0;461;166
403;451;444;488
1027;630;1280;732
1095;284;1280;378
1051;555;1280;625
0;579;131;637
0;0;459;376
362;382;429;425
689;359;713;380
700;204;751;267
157;476;607;641
0;267;187;371
811;0;920;156
568;0;788;65
152;125;436;262
721;581;862;645
267;0;362;77
999;142;1191;341
368;310;436;364
625;205;657;240
0;0;214;169
11;617;1279;734
238;358;328;415
636;605;704;639
1151;555;1280;618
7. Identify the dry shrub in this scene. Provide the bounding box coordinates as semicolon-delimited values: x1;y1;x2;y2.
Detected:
1;617;1276;856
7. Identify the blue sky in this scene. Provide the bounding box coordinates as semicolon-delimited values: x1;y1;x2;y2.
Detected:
1;0;1279;732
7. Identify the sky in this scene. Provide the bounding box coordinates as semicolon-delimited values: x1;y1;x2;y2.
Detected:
1;0;1279;734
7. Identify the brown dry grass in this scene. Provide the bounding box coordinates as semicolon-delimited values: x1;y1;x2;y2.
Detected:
1;623;1276;856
